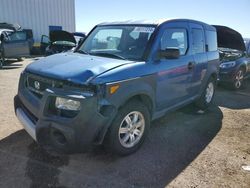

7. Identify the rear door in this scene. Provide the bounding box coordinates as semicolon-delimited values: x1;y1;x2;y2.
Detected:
3;31;30;58
188;23;208;95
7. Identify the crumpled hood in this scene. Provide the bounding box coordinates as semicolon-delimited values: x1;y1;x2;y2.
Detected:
25;53;134;84
213;25;246;51
49;30;76;44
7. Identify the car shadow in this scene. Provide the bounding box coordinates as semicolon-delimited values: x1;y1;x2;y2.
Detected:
0;104;223;187
215;79;250;109
1;59;23;70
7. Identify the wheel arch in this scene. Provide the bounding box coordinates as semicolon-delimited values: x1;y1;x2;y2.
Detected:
120;93;154;117
239;64;247;73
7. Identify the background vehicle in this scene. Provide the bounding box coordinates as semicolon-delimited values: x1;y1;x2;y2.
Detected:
244;38;250;47
0;22;21;31
15;19;219;155
72;32;86;45
214;26;250;89
40;30;86;56
0;28;33;69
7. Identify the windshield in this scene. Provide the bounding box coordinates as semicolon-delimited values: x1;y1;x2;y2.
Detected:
77;25;155;60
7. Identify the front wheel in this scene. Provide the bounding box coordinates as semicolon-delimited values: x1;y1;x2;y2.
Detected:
0;59;3;69
104;100;150;156
195;77;216;110
0;51;4;69
232;68;245;90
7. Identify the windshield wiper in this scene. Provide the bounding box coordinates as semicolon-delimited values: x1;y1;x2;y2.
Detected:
89;52;126;60
75;49;89;55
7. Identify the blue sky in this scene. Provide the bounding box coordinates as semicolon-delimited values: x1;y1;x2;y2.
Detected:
75;0;250;38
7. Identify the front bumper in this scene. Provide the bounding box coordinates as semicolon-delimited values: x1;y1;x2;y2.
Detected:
16;107;37;141
218;68;236;83
14;73;113;153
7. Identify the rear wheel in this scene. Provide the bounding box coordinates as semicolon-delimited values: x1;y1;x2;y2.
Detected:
105;100;150;155
232;68;245;90
195;77;216;110
0;55;4;69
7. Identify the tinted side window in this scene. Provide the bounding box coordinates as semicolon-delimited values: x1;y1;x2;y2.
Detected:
161;28;188;55
192;29;204;54
8;31;27;41
205;30;217;52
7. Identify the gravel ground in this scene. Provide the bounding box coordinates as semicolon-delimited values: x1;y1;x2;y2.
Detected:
0;58;249;188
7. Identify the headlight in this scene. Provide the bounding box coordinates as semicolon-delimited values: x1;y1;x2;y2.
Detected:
220;61;236;69
55;97;81;111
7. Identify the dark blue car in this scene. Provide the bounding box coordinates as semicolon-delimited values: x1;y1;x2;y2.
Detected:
14;19;219;155
215;26;250;89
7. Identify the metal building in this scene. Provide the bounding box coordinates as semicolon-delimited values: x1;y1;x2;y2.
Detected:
0;0;75;42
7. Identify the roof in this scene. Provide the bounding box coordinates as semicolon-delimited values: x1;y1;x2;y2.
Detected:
97;18;215;30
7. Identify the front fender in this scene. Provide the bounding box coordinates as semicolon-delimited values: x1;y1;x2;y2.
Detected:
105;75;156;109
94;75;156;144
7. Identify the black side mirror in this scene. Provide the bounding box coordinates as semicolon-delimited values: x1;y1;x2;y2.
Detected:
157;48;180;59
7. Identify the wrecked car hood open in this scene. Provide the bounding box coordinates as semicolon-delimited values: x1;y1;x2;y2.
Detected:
213;25;246;51
25;53;134;85
49;30;76;44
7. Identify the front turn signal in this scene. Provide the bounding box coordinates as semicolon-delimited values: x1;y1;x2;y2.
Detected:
110;84;120;94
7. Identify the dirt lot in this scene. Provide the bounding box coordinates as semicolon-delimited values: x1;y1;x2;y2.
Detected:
0;58;249;188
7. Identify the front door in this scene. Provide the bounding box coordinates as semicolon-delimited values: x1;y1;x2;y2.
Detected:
154;22;194;110
3;31;30;58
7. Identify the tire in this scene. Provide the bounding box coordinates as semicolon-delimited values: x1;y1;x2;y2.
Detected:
0;55;4;69
104;100;150;156
195;77;216;110
232;68;245;90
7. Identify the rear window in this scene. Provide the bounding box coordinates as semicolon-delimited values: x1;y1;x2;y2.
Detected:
205;30;217;52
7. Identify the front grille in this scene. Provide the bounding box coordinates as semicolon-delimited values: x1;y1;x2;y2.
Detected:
26;74;63;98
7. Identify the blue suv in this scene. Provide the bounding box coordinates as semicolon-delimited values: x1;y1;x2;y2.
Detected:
14;19;219;155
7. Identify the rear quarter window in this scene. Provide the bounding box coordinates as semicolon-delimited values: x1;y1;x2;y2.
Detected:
205;30;217;52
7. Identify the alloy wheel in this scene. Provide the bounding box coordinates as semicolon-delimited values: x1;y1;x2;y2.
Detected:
205;82;214;103
234;70;244;89
118;111;145;148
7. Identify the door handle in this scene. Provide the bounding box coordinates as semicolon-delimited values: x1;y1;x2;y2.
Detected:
188;62;195;70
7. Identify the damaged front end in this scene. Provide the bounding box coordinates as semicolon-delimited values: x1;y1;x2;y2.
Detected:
213;25;246;62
